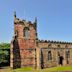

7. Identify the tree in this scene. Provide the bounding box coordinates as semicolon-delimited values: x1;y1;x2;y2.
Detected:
0;43;10;49
0;43;10;66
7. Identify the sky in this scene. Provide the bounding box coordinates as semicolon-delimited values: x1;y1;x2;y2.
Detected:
0;0;72;43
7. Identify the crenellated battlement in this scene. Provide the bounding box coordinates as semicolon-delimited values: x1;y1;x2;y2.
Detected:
14;17;34;25
38;39;72;44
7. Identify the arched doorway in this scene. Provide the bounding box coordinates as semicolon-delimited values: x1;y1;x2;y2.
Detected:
58;56;64;65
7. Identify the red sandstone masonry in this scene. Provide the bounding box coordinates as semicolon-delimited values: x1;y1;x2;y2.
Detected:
10;15;37;68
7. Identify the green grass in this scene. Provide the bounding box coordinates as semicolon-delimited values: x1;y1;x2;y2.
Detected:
14;67;33;71
13;66;72;72
1;66;72;72
44;66;72;71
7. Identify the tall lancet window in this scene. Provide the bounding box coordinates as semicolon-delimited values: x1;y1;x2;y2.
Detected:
24;27;30;38
48;51;52;60
66;49;70;64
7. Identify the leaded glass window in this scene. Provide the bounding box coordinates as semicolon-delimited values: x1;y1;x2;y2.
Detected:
66;49;70;64
66;50;70;58
48;51;52;60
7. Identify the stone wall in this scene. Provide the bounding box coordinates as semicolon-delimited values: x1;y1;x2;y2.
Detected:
38;41;72;68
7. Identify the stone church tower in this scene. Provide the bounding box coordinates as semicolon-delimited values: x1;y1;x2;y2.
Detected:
10;12;38;69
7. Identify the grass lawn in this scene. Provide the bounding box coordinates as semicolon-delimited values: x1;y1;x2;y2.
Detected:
13;66;72;72
1;66;72;72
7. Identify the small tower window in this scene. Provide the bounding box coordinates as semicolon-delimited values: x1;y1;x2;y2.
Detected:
23;27;30;38
48;51;52;60
15;30;18;38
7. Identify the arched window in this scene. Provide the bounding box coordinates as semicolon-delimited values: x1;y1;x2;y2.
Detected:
15;30;18;38
66;50;70;64
48;51;52;60
23;27;30;38
66;50;70;58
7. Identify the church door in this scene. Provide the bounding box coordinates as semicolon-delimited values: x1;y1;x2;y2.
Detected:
58;56;64;65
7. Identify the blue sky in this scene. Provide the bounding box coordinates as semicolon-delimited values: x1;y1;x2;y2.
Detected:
0;0;72;43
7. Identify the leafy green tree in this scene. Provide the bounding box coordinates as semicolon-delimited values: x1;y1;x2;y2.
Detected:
0;43;10;65
0;43;10;49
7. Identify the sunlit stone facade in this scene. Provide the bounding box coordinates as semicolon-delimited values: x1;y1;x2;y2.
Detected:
10;13;72;69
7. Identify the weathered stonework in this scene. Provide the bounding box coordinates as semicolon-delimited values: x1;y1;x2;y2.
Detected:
10;12;72;69
38;41;72;68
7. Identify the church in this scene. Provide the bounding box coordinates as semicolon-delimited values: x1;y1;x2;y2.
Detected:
10;12;72;69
